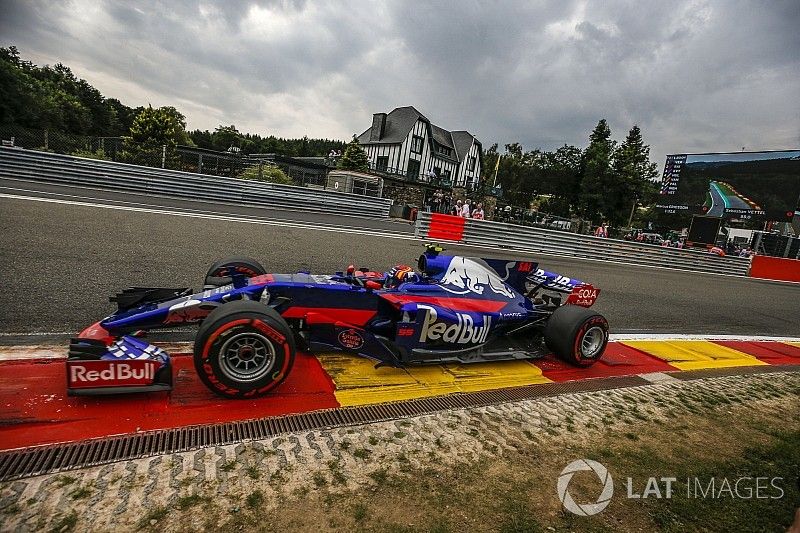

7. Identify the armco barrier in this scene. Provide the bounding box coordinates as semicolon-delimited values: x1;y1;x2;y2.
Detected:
749;255;800;282
0;147;392;218
415;212;751;276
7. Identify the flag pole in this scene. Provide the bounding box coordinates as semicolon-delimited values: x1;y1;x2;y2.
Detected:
492;154;501;187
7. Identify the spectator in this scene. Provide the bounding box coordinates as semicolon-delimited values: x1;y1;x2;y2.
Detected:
452;199;463;216
594;223;609;238
432;189;443;213
472;202;485;220
461;199;471;218
709;245;726;257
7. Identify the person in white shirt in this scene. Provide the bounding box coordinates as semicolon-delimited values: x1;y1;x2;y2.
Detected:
460;200;471;218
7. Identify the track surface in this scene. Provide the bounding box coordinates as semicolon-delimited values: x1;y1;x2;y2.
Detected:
1;189;799;338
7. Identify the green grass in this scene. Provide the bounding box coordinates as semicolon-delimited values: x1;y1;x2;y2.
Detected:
176;493;207;511
68;485;92;500
312;471;327;488
245;465;260;480
352;502;368;522
219;459;237;472
245;490;264;509
640;429;800;532
49;511;78;533
353;448;371;459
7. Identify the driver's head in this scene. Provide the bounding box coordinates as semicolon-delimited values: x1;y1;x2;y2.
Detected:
385;265;419;288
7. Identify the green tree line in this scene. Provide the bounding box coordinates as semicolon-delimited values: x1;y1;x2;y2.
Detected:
0;46;345;157
482;120;659;226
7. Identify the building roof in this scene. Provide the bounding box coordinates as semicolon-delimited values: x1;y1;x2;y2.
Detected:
451;131;480;163
357;106;479;164
357;106;428;145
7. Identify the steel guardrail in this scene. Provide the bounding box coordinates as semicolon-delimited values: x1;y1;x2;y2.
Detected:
415;211;752;276
0;147;393;218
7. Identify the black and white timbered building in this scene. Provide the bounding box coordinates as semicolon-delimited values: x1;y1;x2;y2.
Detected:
357;106;482;188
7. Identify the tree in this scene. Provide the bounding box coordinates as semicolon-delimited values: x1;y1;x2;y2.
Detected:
238;164;293;185
612;125;659;226
338;138;369;171
212;124;242;151
577;119;616;223
127;105;191;147
537;144;583;217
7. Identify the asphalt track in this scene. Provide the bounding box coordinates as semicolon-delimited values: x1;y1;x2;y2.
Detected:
1;184;799;339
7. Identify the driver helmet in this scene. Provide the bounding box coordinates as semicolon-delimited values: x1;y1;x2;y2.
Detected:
385;265;419;288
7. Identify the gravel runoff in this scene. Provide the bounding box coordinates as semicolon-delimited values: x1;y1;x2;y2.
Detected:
0;371;798;531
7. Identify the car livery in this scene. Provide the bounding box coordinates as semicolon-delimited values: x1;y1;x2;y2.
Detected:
67;247;609;399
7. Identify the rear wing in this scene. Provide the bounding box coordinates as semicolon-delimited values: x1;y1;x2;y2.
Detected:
526;268;599;307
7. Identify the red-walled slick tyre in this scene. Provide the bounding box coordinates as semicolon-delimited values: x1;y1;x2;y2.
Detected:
544;305;609;367
194;300;295;399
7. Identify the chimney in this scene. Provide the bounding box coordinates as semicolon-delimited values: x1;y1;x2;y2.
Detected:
370;113;387;141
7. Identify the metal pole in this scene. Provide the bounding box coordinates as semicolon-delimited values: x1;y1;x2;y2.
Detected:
627;197;638;227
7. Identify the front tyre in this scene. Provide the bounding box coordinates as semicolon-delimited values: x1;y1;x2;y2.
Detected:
544;305;608;367
194;300;295;399
204;256;266;288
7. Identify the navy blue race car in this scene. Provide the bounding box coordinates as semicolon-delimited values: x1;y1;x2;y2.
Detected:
67;246;609;398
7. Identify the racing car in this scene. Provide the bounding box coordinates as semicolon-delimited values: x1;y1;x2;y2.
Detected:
67;246;609;399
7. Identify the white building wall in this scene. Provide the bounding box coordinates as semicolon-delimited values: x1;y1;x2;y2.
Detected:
364;144;402;172
456;141;482;187
363;117;481;186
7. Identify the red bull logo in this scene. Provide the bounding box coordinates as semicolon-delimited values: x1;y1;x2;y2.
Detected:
418;304;492;344
67;360;159;388
440;257;515;298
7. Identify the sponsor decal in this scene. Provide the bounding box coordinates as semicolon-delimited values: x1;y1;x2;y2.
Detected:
440;257;515;298
517;261;534;273
397;327;415;337
338;328;365;350
165;299;220;324
418;304;491;344
565;284;599;307
68;359;159;388
531;269;578;292
310;275;338;285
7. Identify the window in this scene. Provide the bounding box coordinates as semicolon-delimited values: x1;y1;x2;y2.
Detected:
441;169;451;182
436;144;452;157
407;159;421;180
468;156;476;172
352;179;379;197
376;156;388;171
411;135;423;154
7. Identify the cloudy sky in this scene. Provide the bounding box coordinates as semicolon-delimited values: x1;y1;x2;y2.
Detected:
2;0;799;166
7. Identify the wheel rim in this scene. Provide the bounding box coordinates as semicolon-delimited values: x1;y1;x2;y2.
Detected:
218;331;276;383
580;326;605;359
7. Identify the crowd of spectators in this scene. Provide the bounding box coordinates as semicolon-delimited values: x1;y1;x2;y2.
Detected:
427;189;484;219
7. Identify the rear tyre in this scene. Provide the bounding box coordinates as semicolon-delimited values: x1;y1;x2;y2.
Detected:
193;300;295;399
204;256;266;288
544;305;608;367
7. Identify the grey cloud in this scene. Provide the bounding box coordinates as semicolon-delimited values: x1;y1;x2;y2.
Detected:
1;0;798;163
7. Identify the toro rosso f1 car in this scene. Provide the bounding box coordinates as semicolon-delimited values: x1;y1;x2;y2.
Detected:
67;246;609;399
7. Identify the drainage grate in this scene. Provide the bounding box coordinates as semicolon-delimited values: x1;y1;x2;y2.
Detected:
0;372;740;481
